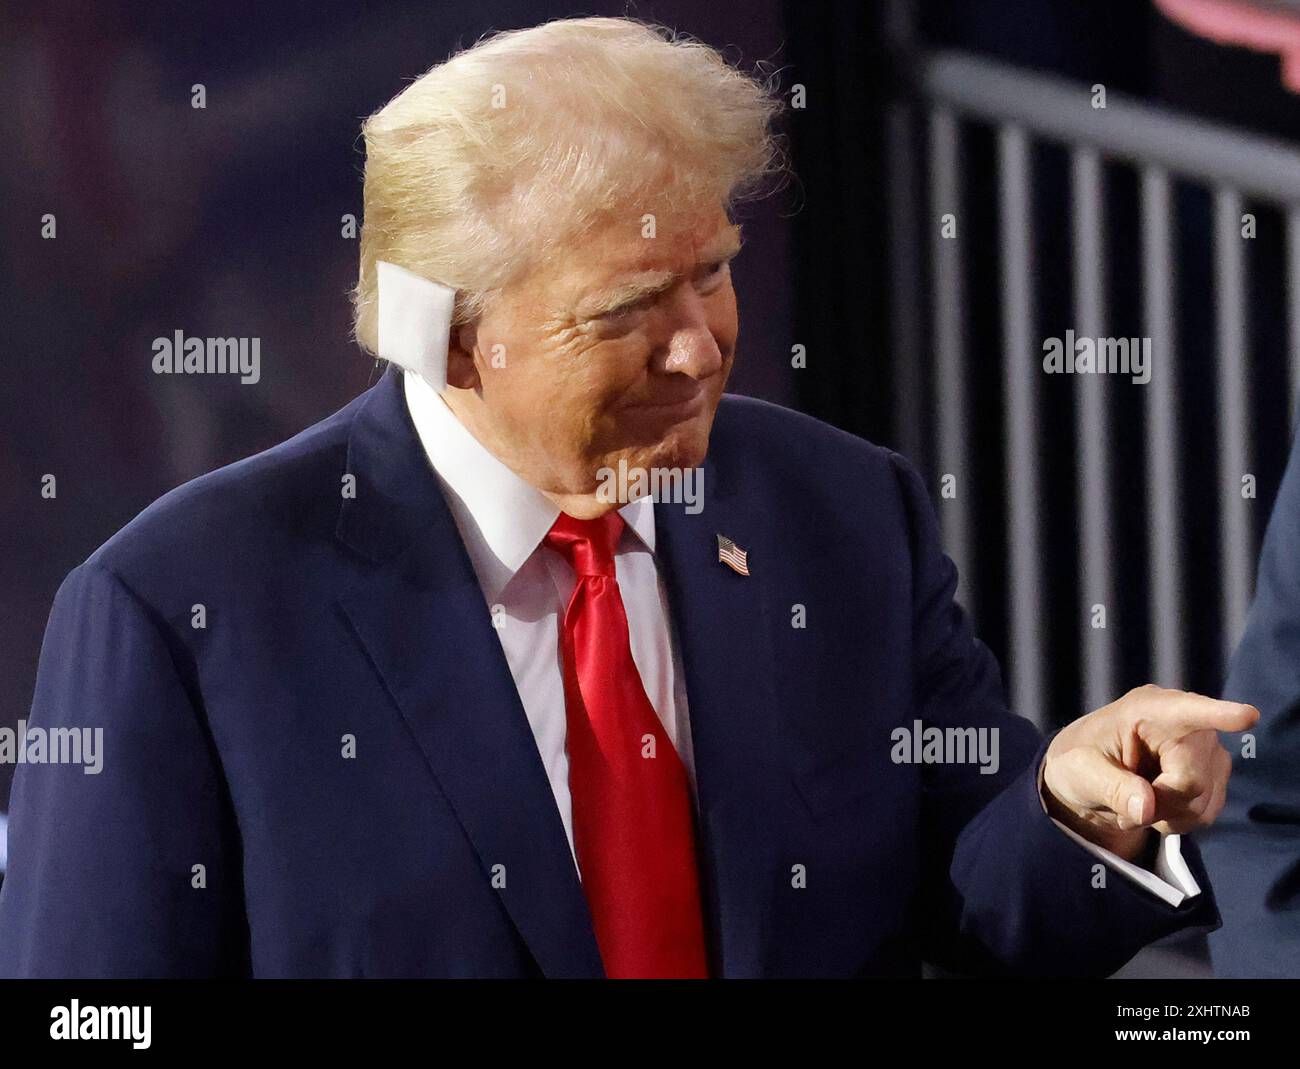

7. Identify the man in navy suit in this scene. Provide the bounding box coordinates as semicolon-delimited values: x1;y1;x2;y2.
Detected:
0;17;1255;977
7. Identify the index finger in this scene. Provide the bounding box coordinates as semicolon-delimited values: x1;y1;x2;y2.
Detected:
1134;689;1259;738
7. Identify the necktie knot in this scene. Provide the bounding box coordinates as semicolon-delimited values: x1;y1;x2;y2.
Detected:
544;511;625;577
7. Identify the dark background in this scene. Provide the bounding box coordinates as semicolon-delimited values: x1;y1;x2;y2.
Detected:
3;0;1297;862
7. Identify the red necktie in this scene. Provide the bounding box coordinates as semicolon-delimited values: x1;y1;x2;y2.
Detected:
545;511;709;979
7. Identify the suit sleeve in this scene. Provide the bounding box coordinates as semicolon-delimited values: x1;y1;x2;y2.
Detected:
1200;431;1300;978
0;561;248;977
887;451;1220;976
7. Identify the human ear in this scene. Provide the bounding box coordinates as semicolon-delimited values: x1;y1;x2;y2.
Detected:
446;321;481;390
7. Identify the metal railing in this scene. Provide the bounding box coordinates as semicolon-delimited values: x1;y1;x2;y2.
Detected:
891;49;1300;723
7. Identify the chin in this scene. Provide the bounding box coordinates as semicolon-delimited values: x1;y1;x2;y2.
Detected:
592;405;719;484
665;430;711;470
642;410;715;467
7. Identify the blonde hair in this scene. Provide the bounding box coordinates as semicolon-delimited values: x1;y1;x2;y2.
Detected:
351;16;784;354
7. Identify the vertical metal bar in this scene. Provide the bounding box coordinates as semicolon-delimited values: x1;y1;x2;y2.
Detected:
1215;188;1253;652
888;103;925;467
999;125;1045;728
929;108;973;614
1072;148;1115;712
1288;207;1300;430
1141;167;1185;688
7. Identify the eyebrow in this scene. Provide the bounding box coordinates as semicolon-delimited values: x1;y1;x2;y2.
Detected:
573;227;744;319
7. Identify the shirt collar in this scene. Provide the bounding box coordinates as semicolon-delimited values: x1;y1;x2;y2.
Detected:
401;371;655;599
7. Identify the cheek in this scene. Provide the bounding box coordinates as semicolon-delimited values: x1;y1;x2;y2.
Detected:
494;336;643;449
568;336;650;400
481;326;591;406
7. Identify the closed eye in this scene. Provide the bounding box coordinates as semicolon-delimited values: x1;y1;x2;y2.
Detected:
601;293;658;320
695;257;734;289
596;256;736;322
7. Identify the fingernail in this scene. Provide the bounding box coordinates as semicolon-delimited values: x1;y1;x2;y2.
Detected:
1128;796;1145;824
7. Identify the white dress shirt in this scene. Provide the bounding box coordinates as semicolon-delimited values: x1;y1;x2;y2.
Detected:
403;371;694;872
402;370;1199;906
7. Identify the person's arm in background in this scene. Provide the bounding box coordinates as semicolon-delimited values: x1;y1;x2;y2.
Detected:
1201;429;1300;978
0;560;248;977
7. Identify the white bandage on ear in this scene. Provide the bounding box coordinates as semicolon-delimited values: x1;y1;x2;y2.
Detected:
376;260;457;392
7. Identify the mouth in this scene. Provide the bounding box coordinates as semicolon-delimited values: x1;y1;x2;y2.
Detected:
623;383;711;421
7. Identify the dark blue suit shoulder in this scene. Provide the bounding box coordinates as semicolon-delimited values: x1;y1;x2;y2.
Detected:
711;393;919;522
714;393;887;464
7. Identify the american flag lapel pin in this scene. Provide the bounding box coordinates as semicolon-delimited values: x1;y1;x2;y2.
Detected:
716;533;750;576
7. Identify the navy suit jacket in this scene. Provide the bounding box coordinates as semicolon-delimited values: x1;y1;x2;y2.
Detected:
1202;428;1300;978
0;368;1218;977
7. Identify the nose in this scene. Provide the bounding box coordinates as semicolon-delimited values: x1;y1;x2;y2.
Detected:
656;285;725;381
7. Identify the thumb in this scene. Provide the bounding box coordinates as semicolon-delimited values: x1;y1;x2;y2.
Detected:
1051;747;1156;830
1115;774;1156;829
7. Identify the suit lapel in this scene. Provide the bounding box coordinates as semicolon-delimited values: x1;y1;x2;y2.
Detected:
655;459;785;978
334;369;603;978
